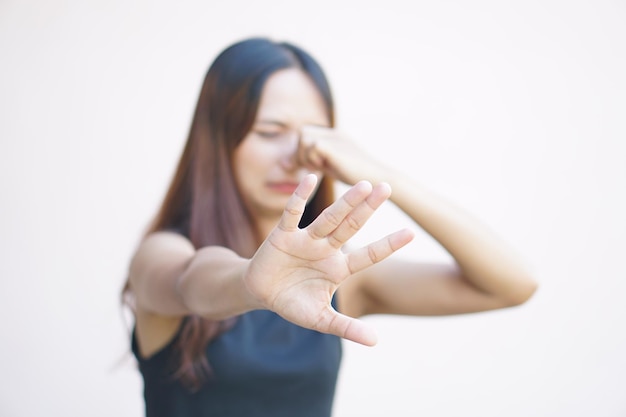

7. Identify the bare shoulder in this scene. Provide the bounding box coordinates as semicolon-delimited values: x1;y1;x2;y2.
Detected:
129;231;195;282
132;231;195;261
130;231;193;358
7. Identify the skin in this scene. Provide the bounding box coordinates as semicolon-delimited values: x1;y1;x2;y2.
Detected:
129;69;538;357
231;69;327;238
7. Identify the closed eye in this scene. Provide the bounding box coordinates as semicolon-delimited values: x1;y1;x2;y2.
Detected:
253;119;289;139
254;130;283;139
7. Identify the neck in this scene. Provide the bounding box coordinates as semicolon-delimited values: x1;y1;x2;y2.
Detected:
253;216;281;246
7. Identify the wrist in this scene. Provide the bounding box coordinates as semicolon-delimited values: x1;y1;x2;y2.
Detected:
176;248;263;318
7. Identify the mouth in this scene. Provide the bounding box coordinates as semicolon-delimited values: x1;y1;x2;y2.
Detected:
267;182;299;194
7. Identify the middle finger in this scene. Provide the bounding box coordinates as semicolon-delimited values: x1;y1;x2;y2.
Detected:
307;180;373;240
326;182;392;248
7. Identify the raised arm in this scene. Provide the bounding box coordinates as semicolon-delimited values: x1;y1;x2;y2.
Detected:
356;172;537;316
129;233;257;319
296;126;538;318
128;174;414;347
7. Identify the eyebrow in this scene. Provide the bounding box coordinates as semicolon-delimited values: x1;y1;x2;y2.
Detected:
255;119;289;128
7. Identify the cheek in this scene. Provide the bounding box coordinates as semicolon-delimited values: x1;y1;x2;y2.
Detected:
233;135;253;165
233;139;273;183
235;136;282;168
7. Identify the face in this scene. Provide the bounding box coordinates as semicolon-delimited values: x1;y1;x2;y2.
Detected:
233;68;329;223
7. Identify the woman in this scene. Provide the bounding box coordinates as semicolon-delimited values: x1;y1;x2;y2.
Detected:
122;37;537;417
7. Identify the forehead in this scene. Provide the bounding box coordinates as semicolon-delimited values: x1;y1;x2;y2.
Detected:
255;69;329;125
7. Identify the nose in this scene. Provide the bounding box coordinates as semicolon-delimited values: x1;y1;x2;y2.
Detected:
278;130;301;171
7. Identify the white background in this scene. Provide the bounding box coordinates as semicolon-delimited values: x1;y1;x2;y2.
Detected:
1;1;625;416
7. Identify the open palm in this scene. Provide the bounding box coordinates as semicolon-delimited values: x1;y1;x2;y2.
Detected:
244;174;414;346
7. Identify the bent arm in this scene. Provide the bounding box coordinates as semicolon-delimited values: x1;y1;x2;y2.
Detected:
295;127;537;317
343;169;538;317
389;171;537;305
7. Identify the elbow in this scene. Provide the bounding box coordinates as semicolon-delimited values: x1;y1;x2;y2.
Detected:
505;275;539;307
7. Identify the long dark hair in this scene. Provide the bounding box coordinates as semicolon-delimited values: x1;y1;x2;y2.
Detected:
121;37;336;390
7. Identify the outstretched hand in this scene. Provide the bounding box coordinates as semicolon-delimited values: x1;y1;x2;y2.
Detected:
243;174;414;346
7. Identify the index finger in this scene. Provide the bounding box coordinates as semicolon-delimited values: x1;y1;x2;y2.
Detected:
346;228;415;273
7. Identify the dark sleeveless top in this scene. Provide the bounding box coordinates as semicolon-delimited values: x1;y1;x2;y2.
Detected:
132;308;343;417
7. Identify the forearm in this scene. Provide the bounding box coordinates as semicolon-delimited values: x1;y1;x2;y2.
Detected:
130;232;263;319
176;246;263;319
386;169;537;304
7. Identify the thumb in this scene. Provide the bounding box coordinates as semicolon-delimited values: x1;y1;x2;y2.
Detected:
318;307;378;347
297;130;325;169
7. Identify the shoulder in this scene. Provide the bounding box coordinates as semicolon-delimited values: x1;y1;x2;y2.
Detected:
130;231;195;272
129;230;192;358
138;230;193;251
